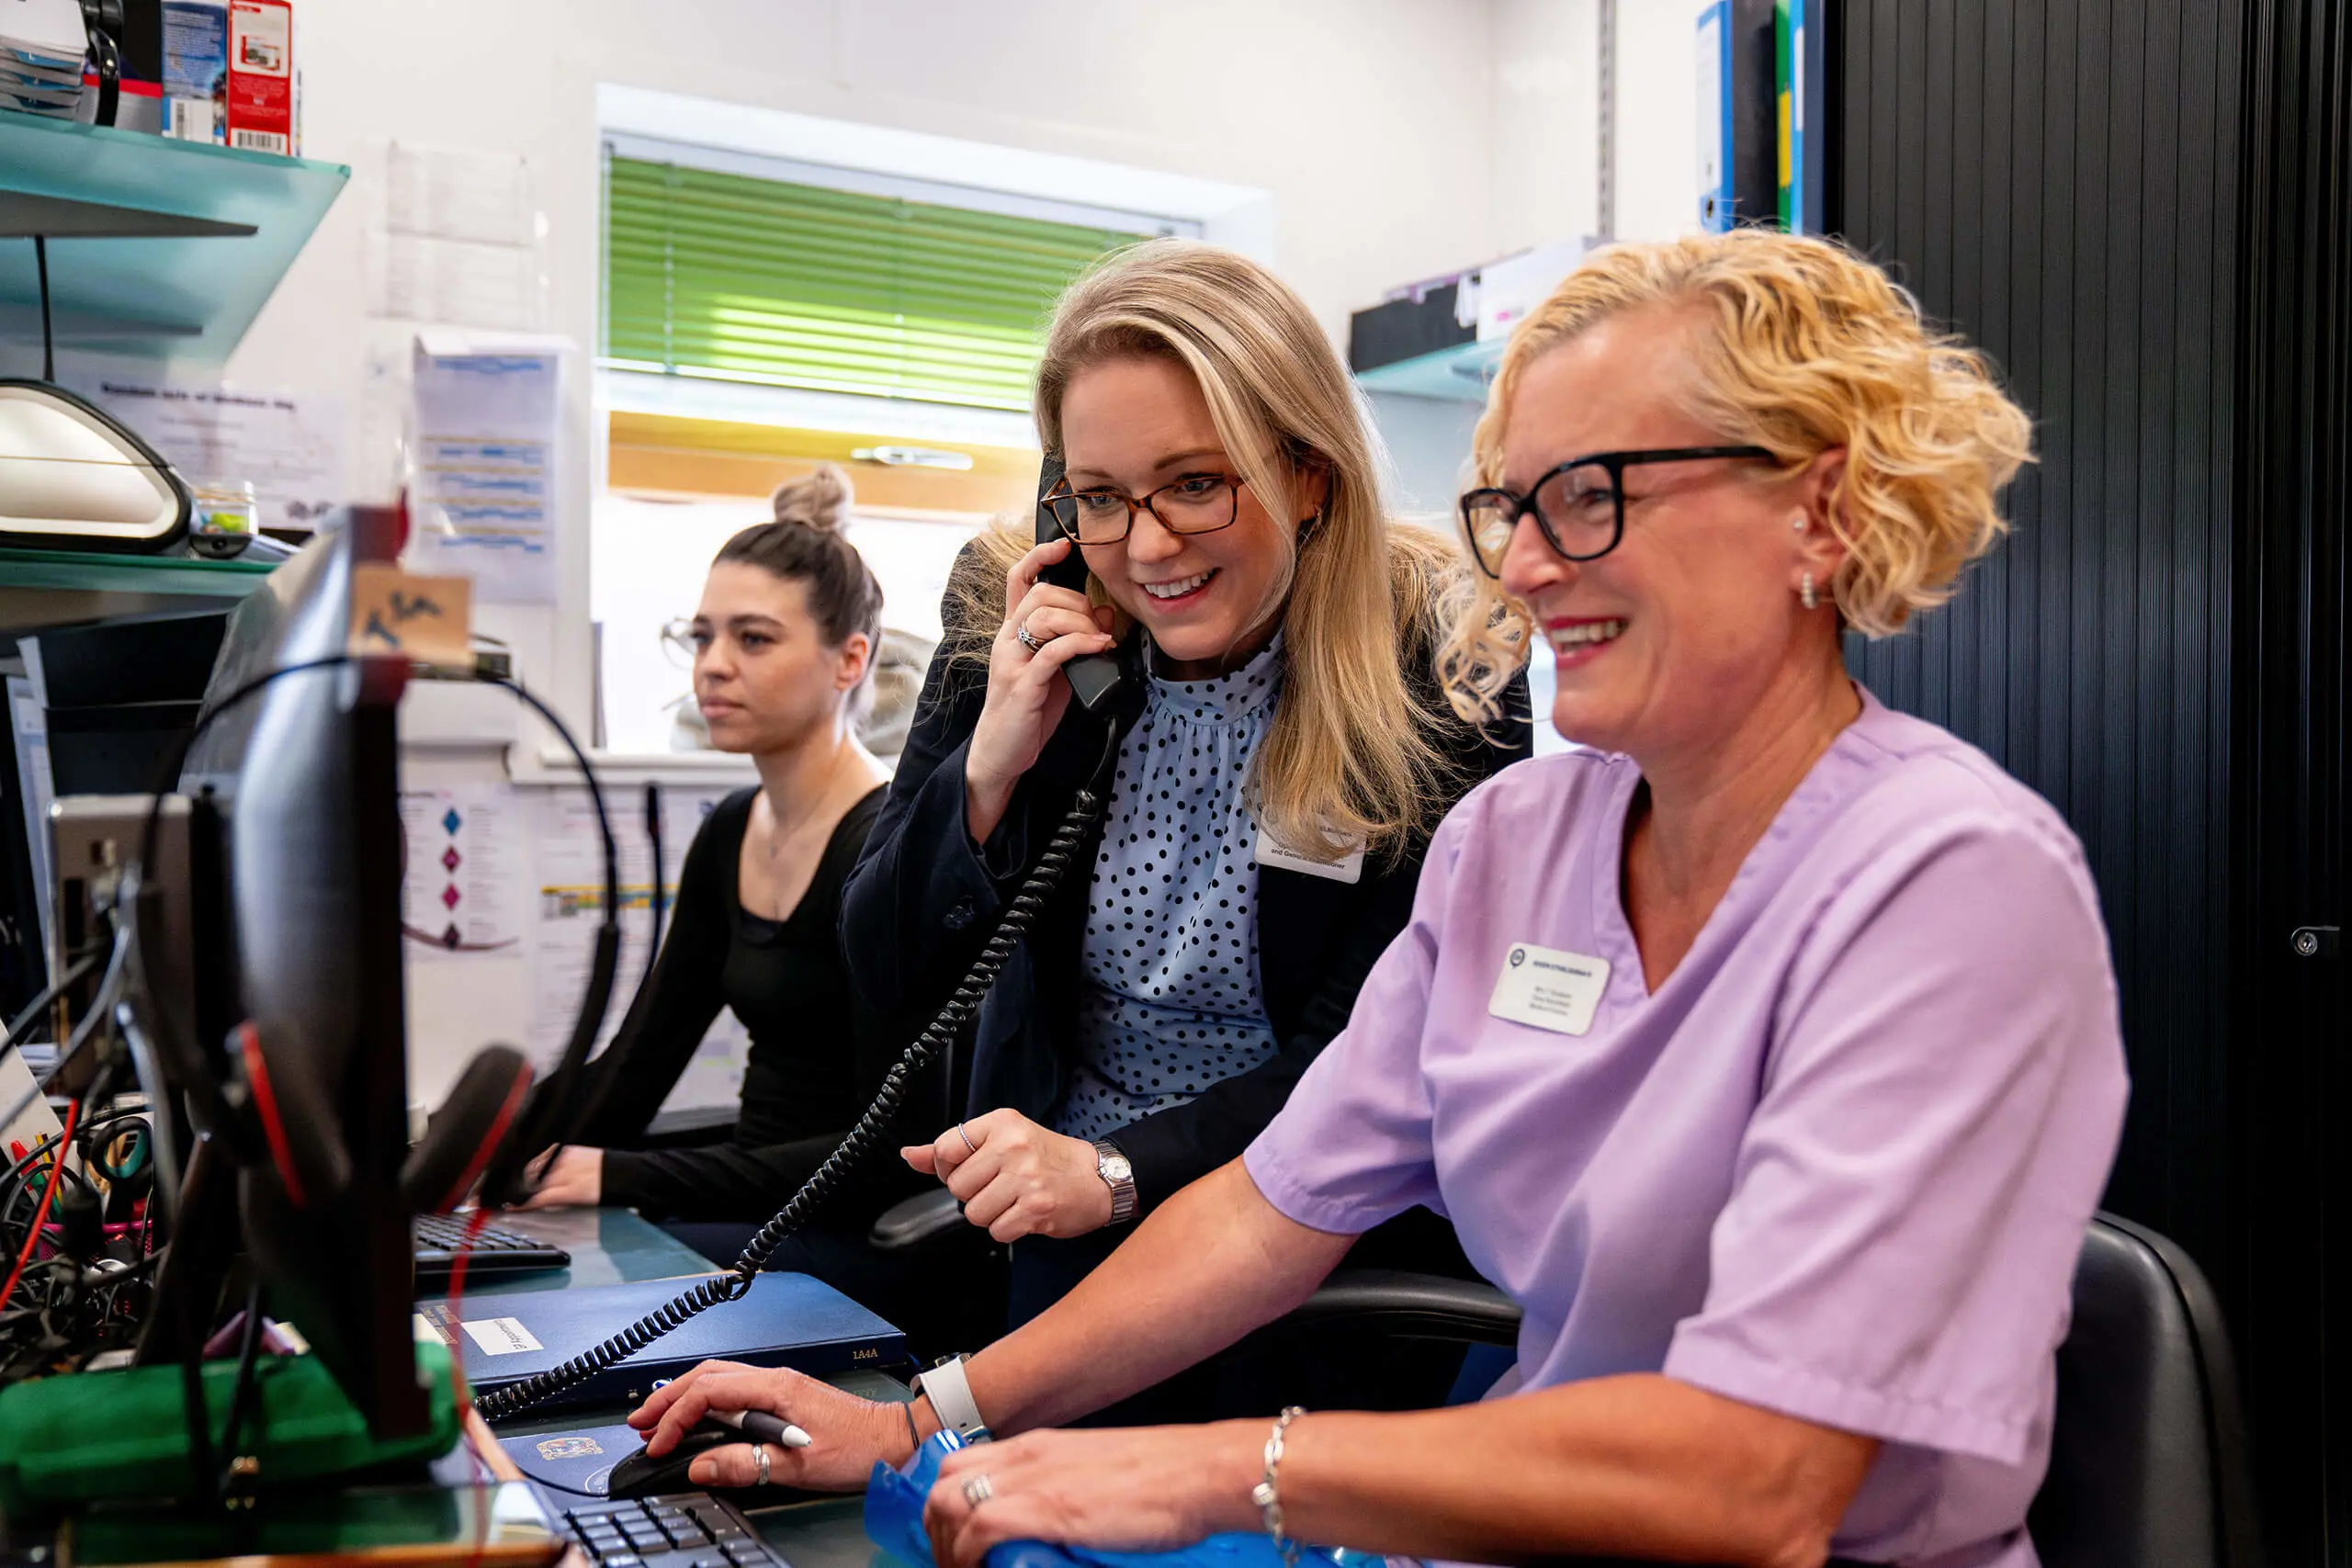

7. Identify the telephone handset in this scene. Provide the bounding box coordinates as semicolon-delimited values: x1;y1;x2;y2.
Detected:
475;469;1128;1424
1035;454;1125;715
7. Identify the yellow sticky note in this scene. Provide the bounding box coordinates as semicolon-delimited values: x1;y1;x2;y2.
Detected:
348;564;473;670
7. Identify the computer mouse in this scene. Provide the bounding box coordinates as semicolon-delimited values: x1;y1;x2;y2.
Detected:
605;1421;736;1498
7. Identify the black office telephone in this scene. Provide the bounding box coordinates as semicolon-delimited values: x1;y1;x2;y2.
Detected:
1034;453;1125;716
476;459;1127;1421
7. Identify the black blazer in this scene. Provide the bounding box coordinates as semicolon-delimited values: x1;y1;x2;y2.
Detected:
840;552;1531;1216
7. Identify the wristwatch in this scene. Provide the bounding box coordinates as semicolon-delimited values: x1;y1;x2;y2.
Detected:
1092;1140;1138;1224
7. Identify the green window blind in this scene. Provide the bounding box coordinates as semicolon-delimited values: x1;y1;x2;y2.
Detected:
605;155;1144;412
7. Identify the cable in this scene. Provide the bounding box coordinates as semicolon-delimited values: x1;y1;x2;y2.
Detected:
643;782;666;986
0;923;131;1140
0;1100;78;1308
473;673;622;1207
108;654;620;1207
2;948;103;1065
215;1278;266;1495
476;720;1123;1423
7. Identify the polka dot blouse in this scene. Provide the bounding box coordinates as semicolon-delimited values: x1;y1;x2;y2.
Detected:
1052;636;1285;1145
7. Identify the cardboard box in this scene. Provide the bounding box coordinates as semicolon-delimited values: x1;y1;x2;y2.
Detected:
224;0;290;154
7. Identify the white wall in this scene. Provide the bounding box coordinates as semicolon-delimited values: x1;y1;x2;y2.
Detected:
143;0;1704;1106
1491;0;1602;253
198;0;1512;751
1612;0;1703;243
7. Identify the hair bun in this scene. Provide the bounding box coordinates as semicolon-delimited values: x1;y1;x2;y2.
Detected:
770;462;854;532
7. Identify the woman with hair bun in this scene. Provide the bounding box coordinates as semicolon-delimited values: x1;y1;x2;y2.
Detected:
516;465;937;1297
633;231;2131;1568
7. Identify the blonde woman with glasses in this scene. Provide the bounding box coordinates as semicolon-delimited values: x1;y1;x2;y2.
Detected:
634;230;2127;1568
838;239;1530;1339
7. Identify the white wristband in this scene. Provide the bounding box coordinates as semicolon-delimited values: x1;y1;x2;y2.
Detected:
914;1354;989;1440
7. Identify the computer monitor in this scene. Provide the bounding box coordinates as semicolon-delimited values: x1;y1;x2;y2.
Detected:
175;505;429;1438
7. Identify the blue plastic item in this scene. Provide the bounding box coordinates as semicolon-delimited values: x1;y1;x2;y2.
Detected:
864;1432;1346;1568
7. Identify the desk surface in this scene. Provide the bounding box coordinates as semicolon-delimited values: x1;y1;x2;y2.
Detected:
468;1210;898;1568
455;1208;722;1299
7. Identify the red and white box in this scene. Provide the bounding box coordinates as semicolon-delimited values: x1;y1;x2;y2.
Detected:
224;0;291;154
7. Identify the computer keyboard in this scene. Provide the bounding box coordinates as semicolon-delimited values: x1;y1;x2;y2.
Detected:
557;1493;788;1568
413;1213;571;1285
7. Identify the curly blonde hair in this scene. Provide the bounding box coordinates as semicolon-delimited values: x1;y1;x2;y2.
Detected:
1440;228;2034;722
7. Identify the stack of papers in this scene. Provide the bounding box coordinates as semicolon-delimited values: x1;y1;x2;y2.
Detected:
0;0;86;119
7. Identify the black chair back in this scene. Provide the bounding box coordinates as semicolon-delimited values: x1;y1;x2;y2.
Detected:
2030;1213;2263;1568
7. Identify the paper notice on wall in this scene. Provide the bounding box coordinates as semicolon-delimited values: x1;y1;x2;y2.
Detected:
407;342;561;604
400;784;526;955
385;143;539;247
75;378;349;534
373;233;548;333
369;142;546;329
530;784;749;1113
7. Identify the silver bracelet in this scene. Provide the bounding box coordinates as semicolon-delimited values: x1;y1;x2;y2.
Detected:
1250;1405;1307;1564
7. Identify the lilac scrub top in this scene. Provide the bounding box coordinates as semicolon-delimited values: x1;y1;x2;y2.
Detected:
1244;690;2129;1568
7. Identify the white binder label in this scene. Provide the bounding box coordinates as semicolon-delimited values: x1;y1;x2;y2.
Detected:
460;1316;544;1356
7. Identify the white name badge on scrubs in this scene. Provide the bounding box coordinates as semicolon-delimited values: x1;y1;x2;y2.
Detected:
1488;942;1612;1035
1253;822;1366;885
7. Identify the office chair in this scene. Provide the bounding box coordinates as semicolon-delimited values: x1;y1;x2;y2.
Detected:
2030;1213;2264;1568
872;1202;2263;1568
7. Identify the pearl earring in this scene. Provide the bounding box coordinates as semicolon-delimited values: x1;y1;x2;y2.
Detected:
1791;512;1807;532
1800;572;1818;611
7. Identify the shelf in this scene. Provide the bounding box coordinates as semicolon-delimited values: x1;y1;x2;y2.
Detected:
0;545;277;634
0;112;348;363
1353;339;1505;402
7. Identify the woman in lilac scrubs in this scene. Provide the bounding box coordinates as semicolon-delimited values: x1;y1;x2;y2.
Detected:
631;230;2131;1568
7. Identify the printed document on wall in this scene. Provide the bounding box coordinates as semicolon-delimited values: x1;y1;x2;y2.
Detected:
408;340;563;604
531;785;749;1113
400;784;526;954
74;378;349;535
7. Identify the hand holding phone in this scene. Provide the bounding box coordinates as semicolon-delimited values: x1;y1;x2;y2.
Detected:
1033;455;1124;714
962;458;1124;840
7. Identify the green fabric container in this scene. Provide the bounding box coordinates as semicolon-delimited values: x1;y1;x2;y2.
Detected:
0;1343;463;1517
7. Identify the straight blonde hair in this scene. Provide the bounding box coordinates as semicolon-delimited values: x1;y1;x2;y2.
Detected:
952;240;1471;863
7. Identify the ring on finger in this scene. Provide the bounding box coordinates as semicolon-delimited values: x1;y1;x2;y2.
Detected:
961;1472;995;1507
1014;621;1046;654
956;1122;979;1156
753;1443;771;1487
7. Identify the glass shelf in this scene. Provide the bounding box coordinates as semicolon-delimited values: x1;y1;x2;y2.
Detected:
0;544;277;595
0;111;348;363
0;544;279;635
1354;339;1503;402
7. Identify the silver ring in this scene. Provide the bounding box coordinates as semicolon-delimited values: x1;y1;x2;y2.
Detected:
961;1472;995;1507
1014;621;1046;654
752;1443;771;1487
956;1122;979;1156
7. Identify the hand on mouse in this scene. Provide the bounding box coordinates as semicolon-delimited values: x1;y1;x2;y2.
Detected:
629;1359;919;1494
904;1110;1114;1242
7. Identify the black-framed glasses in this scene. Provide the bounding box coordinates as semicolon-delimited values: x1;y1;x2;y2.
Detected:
1458;446;1777;577
1042;472;1249;546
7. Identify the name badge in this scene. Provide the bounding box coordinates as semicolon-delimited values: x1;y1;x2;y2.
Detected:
1487;942;1611;1035
1253;822;1366;885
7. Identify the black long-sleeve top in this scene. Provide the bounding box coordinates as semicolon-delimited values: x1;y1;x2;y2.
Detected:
840;544;1532;1219
569;784;935;1225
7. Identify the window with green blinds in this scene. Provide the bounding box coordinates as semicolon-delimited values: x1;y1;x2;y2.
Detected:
604;155;1146;412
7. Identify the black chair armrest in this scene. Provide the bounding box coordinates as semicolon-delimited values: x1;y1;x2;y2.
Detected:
870;1189;965;1251
1276;1269;1521;1347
